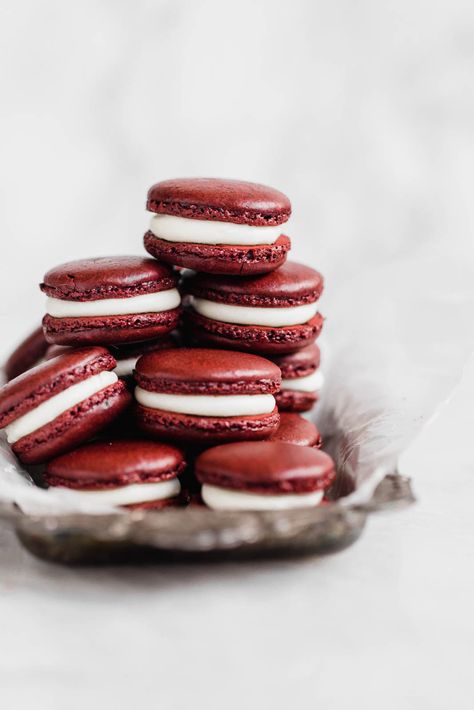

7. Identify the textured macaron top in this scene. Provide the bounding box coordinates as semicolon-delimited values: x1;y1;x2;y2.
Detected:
0;347;116;428
44;439;185;489
268;413;322;448
146;178;291;226
4;326;49;381
41;256;178;301
271;344;321;378
196;441;335;493
135;348;281;395
184;261;324;307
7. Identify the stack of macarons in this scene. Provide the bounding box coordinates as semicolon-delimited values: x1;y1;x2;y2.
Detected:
0;178;335;512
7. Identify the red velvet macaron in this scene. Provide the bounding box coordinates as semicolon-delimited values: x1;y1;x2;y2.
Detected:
134;347;281;445
196;441;335;511
268;413;322;448
144;178;291;275
0;347;131;464
4;326;49;382
44;439;186;510
41;256;181;346
271;343;323;412
183;261;324;355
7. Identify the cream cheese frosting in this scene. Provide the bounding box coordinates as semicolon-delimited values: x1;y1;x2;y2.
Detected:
134;387;276;417
46;289;181;318
201;484;324;511
191;297;318;327
281;370;325;392
53;478;181;506
149;213;282;246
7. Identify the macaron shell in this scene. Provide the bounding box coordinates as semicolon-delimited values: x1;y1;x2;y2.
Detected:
42;308;181;346
146;178;291;225
135;404;280;445
4;326;49;382
184;261;324;307
12;381;131;465
135;348;281;395
276;390;319;413
268;413;322;447
195;441;336;494
41;256;177;300
144;232;290;276
185;310;324;355
0;346;116;428
270;343;321;378
45;439;185;488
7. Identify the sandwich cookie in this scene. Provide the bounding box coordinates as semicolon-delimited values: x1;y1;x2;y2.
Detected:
44;440;185;510
134;348;281;444
268;413;322;448
4;326;49;382
144;178;291;275
196;441;335;511
184;261;324;355
271;344;324;412
41;256;181;346
0;347;131;464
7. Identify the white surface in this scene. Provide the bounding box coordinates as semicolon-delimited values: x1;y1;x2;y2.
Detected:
45;288;180;317
149;213;282;244
192;296;319;326
4;371;118;444
134;387;276;417
201;483;324;511
0;0;474;707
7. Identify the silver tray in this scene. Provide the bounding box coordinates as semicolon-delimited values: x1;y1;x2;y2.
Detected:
0;471;414;565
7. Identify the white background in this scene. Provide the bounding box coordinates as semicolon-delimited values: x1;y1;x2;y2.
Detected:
0;1;473;708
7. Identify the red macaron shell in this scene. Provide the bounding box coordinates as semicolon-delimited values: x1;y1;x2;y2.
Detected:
185;311;324;355
41;256;177;300
144;232;290;276
4;326;50;382
0;347;116;428
275;390;319;412
195;441;335;494
184;261;324;307
135;406;280;445
13;381;131;465
134;348;281;395
42;309;181;346
268;413;322;448
44;439;185;490
270;343;321;379
146;178;291;225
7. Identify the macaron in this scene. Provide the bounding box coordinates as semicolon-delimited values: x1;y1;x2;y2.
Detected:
0;347;131;464
134;347;281;444
183;261;324;354
44;439;186;510
40;256;181;346
4;325;49;381
144;178;291;275
268;413;322;448
195;441;336;511
271;343;324;412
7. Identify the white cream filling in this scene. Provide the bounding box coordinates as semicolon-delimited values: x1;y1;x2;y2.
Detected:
4;371;118;444
281;370;325;393
46;289;181;318
192;297;319;327
201;484;324;511
53;478;181;506
135;387;275;417
114;356;139;378
149;213;282;245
